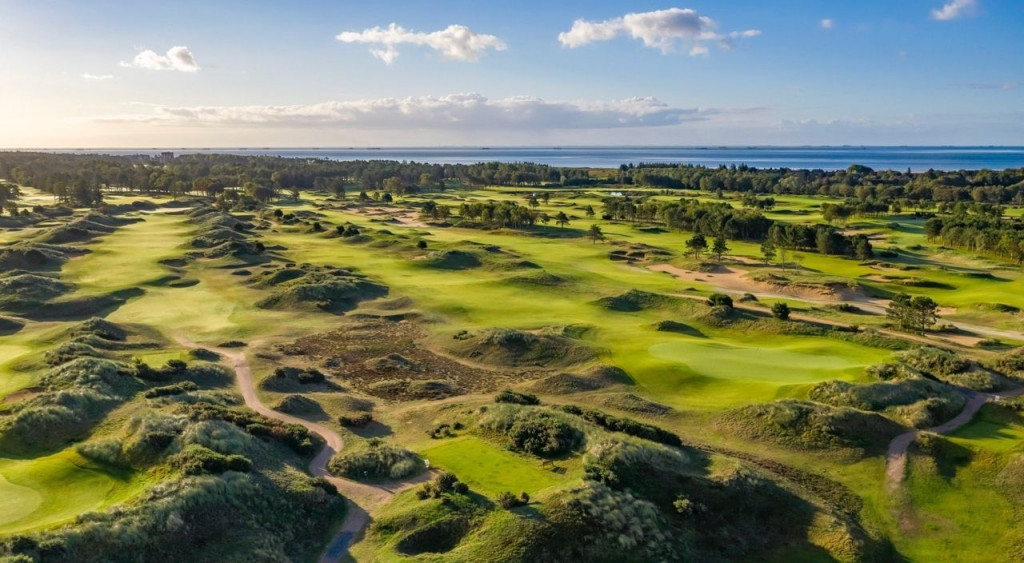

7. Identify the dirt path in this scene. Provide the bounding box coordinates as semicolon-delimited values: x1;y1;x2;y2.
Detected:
174;336;431;562
884;387;1024;531
650;262;1024;344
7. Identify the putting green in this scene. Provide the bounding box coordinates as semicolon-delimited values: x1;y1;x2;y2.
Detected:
419;436;572;496
0;449;145;534
648;338;874;384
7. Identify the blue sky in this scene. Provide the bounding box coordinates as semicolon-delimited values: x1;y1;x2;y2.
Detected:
0;0;1021;147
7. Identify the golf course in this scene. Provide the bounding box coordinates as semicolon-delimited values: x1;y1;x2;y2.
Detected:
2;153;1024;562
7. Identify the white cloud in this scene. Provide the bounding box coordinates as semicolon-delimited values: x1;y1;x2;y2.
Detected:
91;93;754;130
932;0;977;20
820;19;834;29
557;8;759;55
120;46;200;72
81;73;113;81
336;23;506;64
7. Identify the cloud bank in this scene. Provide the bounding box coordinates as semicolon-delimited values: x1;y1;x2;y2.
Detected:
932;0;977;20
81;73;113;81
92;93;741;130
558;8;759;55
120;46;201;72
336;23;506;64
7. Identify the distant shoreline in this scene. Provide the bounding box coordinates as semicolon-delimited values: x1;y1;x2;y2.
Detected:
4;146;1024;172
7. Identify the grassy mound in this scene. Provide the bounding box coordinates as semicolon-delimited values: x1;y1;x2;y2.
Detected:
449;328;596;369
272;395;328;419
809;378;966;428
0;316;24;335
0;242;81;272
253;264;388;312
0;272;71;307
597;289;675;312
717;399;906;457
528;365;632;394
504;270;567;287
600;393;673;416
421;249;482;270
327;441;425;481
654;320;704;336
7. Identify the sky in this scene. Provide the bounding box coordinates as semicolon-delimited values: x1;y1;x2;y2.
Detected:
0;0;1021;147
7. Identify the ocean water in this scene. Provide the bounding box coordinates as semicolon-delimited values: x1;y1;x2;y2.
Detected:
25;146;1024;171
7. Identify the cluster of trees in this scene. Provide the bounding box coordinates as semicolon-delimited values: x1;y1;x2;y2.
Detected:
602;196;871;261
457;200;538;229
619;162;1024;207
886;293;939;333
924;211;1024;263
0;153;618;207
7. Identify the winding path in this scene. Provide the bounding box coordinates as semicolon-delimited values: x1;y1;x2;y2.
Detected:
174;337;430;562
885;387;1024;489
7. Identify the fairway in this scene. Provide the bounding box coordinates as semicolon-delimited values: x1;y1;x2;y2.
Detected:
648;337;881;384
419;436;572;496
0;449;144;534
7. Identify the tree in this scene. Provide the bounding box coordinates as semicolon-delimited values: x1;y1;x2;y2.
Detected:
555;211;570;229
771;302;791;320
760;239;776;265
887;293;939;333
584;205;595;218
685;234;708;259
588;224;604;244
853;236;873;261
712;233;729;261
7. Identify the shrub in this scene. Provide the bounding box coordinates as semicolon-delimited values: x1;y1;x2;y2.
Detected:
558;405;681;447
771;302;791;320
496;491;529;509
417;471;470;499
706;293;733;308
170;445;253;475
494;389;541;405
482;408;583;457
327;442;424;481
144;381;199;399
339;412;373;428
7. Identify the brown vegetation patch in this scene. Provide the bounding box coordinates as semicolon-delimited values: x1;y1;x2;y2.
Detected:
283;319;534;400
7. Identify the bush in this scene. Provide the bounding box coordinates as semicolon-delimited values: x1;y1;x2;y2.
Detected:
170;445;253;475
706;293;733;308
328;442;424;481
144;381;199;399
494;389;541;405
339;412;373;428
482;407;583;457
558;405;681;447
417;471;470;499
771;302;791;320
496;491;530;509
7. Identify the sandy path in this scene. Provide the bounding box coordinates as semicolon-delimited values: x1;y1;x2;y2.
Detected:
650;262;1024;343
174;337;431;562
884;386;1024;531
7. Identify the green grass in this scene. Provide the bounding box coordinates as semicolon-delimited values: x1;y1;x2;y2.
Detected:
0;448;146;534
419;435;575;496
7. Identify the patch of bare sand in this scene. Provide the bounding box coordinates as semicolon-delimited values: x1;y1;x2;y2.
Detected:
649;263;873;303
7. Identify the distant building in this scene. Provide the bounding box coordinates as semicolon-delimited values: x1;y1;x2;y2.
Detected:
159;151;174;163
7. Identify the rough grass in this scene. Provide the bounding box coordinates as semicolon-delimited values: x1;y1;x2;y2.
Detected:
448;327;596;369
717;399;906;458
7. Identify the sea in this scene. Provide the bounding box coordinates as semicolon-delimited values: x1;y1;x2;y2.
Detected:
23;146;1024;172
